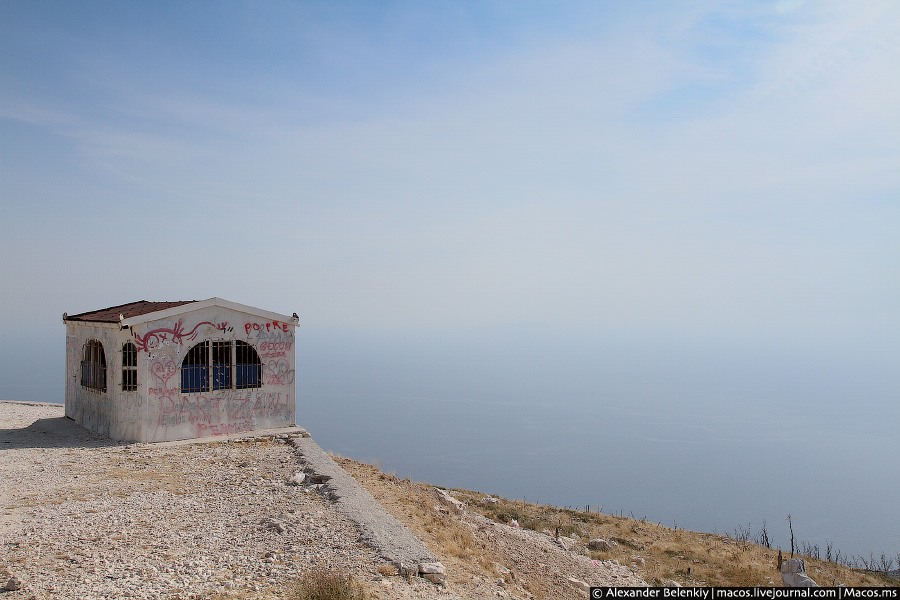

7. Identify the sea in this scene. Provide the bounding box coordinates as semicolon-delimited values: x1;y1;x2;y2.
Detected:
3;326;897;564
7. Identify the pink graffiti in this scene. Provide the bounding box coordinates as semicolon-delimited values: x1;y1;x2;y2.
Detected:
151;360;177;384
153;392;290;429
149;360;178;401
258;340;292;359
265;360;295;386
157;395;221;421
133;320;228;352
244;320;289;335
196;421;253;438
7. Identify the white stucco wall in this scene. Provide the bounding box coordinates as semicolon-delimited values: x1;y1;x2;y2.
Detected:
65;303;297;443
65;322;144;441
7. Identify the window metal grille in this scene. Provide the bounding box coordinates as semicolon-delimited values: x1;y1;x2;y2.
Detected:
122;342;137;392
81;339;107;392
180;340;263;393
235;340;262;389
212;341;231;390
181;341;209;393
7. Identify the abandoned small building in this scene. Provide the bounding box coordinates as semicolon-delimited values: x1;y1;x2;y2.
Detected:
63;298;299;443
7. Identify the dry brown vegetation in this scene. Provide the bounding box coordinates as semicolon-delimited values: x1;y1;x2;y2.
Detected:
334;459;496;586
338;457;897;590
456;491;898;588
337;458;571;599
287;569;366;600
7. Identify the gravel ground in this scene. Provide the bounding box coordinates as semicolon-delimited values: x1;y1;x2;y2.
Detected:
0;401;451;600
1;401;645;600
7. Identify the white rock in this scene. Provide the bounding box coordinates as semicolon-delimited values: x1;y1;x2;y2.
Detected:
424;572;447;586
434;488;466;513
567;576;590;592
588;538;613;551
781;558;818;587
556;536;577;551
418;562;446;575
397;562;418;578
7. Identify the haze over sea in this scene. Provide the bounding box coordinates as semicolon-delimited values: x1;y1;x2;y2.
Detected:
286;329;900;563
1;0;898;570
2;325;897;561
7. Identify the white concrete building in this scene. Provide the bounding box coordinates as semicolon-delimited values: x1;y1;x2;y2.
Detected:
63;298;299;442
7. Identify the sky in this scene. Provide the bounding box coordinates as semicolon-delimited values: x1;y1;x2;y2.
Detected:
1;1;898;382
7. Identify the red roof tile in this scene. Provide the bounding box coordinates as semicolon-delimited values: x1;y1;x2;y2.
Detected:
65;301;197;323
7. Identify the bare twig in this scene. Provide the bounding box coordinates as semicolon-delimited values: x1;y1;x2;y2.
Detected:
786;514;795;558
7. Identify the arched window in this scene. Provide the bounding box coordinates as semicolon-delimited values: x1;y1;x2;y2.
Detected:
81;340;107;392
181;341;209;393
235;340;262;389
122;342;137;391
181;340;263;393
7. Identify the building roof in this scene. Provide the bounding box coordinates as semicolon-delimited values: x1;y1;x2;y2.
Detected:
64;298;300;328
65;301;197;323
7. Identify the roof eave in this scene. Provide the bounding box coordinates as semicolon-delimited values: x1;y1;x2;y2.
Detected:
119;297;299;328
63;319;122;329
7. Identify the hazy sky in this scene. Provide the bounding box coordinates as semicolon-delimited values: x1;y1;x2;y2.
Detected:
1;1;898;355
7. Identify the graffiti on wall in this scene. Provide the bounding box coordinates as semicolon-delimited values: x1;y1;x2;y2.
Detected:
153;390;292;438
148;359;178;404
244;320;290;335
196;421;253;437
258;340;293;359
133;319;230;352
145;316;296;440
265;359;295;386
242;321;296;382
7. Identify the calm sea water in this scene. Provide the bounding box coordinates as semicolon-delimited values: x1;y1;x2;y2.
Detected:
297;328;899;563
3;327;897;561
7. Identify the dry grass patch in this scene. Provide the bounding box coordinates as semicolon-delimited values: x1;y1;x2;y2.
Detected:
287;569;366;600
452;490;897;588
334;458;496;581
523;577;549;600
335;456;896;591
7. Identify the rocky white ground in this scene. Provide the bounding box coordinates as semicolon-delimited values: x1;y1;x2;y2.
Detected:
0;401;449;599
1;401;645;599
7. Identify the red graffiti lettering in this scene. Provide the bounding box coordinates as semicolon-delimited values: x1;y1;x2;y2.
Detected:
244;321;290;336
196;421;253;438
134;320;228;352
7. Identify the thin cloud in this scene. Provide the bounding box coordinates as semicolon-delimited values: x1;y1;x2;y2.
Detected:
0;2;896;343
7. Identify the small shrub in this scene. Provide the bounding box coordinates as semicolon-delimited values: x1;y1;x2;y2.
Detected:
612;537;642;551
495;510;520;524
290;569;365;600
